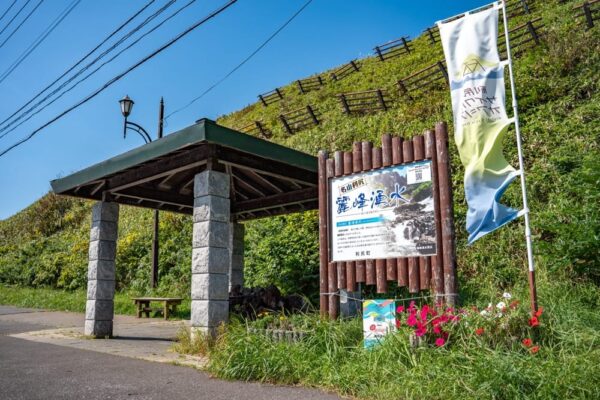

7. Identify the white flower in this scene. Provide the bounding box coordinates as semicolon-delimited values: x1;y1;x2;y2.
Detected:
496;301;506;310
480;310;490;317
503;292;512;299
496;313;503;318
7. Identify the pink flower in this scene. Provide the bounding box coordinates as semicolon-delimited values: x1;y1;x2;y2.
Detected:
535;307;544;318
407;314;417;327
530;345;540;354
433;325;442;334
395;319;401;329
396;305;405;313
420;304;430;321
435;337;445;347
408;301;416;312
522;338;532;347
529;316;539;327
415;326;427;337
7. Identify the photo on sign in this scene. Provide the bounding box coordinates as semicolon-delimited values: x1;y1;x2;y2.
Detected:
330;160;436;262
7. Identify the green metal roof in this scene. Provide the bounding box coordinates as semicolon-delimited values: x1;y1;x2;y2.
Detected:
51;119;317;194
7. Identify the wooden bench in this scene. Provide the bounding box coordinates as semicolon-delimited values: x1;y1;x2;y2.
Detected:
132;297;182;320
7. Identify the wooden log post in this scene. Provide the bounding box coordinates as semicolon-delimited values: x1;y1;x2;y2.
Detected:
425;27;436;44
297;80;305;94
401;36;411;53
392;138;407;287
425;130;445;299
376;89;387;111
339;152;354;290
438;61;449;84
326;158;339;319
318;151;329;316
435;122;457;305
583;2;594;29
339;94;350;114
413;135;431;291
402;139;420;293
307;105;319;125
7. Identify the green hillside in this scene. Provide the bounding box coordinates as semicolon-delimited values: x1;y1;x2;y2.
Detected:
1;0;598;305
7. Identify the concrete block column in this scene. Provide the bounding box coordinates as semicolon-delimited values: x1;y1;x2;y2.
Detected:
191;170;231;336
85;202;119;337
229;222;244;290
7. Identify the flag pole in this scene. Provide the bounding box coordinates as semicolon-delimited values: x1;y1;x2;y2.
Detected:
500;0;538;314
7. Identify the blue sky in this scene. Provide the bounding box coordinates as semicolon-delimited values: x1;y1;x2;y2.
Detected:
0;0;486;220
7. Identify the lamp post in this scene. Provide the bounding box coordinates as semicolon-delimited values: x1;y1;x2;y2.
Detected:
119;95;165;288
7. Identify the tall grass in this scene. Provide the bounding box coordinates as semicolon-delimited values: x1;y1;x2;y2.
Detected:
201;279;599;399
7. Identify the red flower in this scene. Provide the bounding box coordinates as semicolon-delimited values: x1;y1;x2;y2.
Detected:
415;326;427;337
475;327;485;336
535;307;544;318
435;337;446;347
407;314;417;327
522;338;533;347
530;345;540;354
529;316;540;327
396;305;405;313
395;319;401;329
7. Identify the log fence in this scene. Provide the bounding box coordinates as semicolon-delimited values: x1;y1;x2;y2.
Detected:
318;122;457;318
279;105;320;134
339;89;391;115
505;0;535;18
574;0;600;29
330;60;360;81
297;76;325;94
239;121;271;139
258;88;284;107
497;17;545;58
423;26;440;45
373;36;413;61
397;61;448;99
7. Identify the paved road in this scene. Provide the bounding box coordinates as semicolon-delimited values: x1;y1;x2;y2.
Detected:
0;306;341;400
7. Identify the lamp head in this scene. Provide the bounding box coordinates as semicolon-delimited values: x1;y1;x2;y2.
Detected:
119;95;134;118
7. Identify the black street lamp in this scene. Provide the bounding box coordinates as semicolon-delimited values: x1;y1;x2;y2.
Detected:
118;95;165;288
119;95;153;144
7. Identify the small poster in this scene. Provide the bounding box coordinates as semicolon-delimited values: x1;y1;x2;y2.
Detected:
363;299;396;349
330;161;437;262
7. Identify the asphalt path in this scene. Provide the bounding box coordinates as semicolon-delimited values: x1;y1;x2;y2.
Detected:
0;306;341;400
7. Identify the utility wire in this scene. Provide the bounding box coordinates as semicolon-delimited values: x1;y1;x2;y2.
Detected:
165;0;314;121
0;0;18;25
0;0;238;158
0;0;32;37
0;0;174;137
0;0;156;135
0;0;197;139
0;0;44;50
0;0;80;85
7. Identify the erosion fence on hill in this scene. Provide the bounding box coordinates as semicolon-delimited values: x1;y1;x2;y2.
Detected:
318;122;457;318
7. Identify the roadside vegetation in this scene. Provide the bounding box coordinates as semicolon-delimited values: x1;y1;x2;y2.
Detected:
0;1;598;398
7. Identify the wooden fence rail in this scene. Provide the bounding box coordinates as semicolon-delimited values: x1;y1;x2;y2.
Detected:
398;61;448;99
497;17;545;58
318;122;457;318
374;36;413;61
297;76;325;94
574;0;600;29
239;121;271;139
423;26;440;45
331;60;360;81
505;0;535;18
279;105;320;134
258;88;284;107
339;89;391;114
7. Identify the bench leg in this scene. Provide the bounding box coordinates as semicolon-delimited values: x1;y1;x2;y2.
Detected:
163;303;169;320
136;302;142;318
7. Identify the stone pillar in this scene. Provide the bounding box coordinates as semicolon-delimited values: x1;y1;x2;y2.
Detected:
85;202;119;338
229;222;244;290
191;170;231;336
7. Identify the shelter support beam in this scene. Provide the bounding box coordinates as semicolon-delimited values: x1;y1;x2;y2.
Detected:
229;222;244;290
85;202;119;337
191;170;231;337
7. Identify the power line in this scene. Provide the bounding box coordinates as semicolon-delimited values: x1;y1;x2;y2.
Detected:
0;0;156;135
0;0;175;137
165;0;314;121
0;0;44;50
0;0;81;85
0;0;238;158
0;0;197;139
0;0;32;38
0;0;18;25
